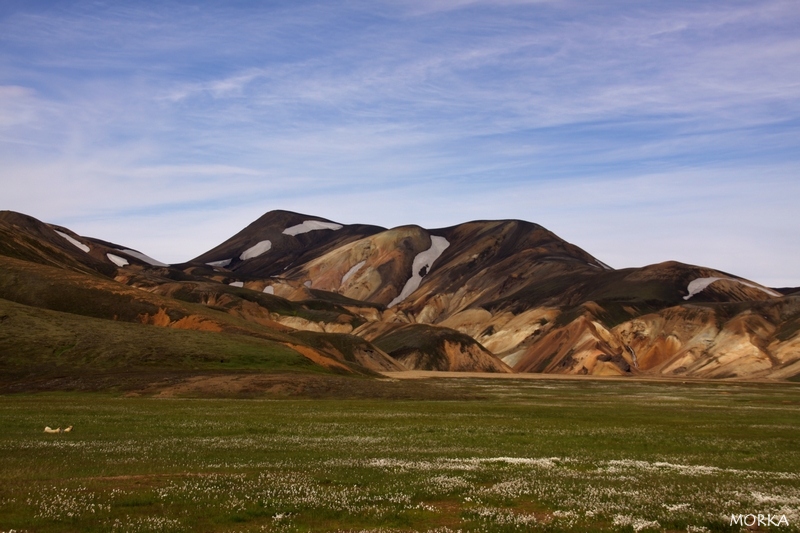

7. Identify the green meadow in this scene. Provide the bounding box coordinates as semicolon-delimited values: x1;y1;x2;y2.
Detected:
1;378;799;532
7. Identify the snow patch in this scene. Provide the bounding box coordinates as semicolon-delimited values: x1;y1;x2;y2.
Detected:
239;240;272;260
54;230;90;253
341;260;366;285
229;281;244;288
388;236;450;308
117;249;169;267
684;277;781;300
304;280;312;288
283;220;343;236
206;258;232;268
262;285;274;294
595;260;613;271
106;253;129;267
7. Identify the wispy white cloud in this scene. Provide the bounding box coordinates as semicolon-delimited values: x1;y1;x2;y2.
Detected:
398;0;561;17
0;84;38;126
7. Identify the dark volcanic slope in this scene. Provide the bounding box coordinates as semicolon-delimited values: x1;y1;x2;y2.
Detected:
0;211;116;276
187;210;385;278
401;219;610;316
0;210;170;276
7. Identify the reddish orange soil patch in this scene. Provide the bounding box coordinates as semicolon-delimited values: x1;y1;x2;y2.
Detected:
138;307;223;332
139;307;172;326
171;315;223;332
286;343;353;372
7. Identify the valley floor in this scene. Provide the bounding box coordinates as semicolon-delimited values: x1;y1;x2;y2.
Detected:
1;377;799;532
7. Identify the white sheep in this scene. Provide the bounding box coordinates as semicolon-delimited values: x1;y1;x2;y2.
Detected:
63;426;73;433
43;426;61;434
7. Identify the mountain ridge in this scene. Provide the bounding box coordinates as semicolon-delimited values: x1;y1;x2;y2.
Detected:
1;209;797;383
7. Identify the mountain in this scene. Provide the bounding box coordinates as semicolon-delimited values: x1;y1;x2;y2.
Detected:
0;212;406;384
186;210;385;278
0;211;169;276
1;209;798;384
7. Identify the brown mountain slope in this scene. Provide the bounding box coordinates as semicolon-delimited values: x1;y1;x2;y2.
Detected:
369;323;512;373
506;295;800;379
0;211;116;276
282;225;435;306
271;218;610;320
405;219;608;318
0;210;172;276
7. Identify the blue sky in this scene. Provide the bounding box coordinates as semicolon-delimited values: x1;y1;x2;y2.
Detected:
1;0;799;286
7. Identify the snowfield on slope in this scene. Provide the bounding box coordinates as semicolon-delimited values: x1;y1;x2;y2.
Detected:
283;220;343;236
388;236;450;308
239;240;272;260
118;249;169;267
206;258;232;268
54;230;90;253
683;277;781;300
107;253;129;267
341;260;366;285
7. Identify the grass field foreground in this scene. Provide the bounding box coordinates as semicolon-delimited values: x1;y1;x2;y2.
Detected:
1;378;799;532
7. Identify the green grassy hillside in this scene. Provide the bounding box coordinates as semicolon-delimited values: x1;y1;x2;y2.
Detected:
0;298;323;380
